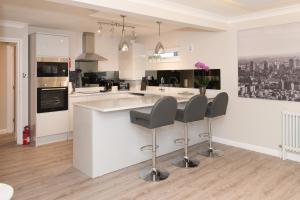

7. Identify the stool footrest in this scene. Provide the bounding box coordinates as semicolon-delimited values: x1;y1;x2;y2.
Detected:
199;132;209;139
174;138;184;144
140;145;159;151
174;138;190;145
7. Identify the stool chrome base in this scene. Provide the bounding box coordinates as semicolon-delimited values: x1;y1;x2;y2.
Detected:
198;148;224;158
172;157;199;168
139;168;169;182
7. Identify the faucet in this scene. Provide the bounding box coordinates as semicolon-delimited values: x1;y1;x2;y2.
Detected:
159;77;165;92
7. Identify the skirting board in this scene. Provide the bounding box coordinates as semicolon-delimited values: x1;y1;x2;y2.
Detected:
212;136;300;163
36;132;73;146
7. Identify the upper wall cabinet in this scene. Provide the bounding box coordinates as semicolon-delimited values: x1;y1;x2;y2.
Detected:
119;43;146;80
35;33;69;57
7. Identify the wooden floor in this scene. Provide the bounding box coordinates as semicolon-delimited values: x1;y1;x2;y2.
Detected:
1;134;300;200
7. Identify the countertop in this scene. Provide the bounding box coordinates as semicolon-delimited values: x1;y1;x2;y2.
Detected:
74;95;190;112
69;90;130;97
70;89;216;99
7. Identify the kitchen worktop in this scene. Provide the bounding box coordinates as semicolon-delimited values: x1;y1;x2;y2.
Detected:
74;95;189;112
69;90;131;97
70;88;217;99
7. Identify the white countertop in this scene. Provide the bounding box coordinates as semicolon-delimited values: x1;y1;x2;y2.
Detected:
74;95;189;112
70;89;216;99
69;90;130;97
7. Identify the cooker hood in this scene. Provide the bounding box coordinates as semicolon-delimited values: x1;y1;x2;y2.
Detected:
76;32;108;62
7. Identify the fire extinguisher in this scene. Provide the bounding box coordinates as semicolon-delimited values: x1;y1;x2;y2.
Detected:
23;126;31;145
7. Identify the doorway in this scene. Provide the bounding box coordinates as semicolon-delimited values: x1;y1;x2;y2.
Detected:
0;42;16;140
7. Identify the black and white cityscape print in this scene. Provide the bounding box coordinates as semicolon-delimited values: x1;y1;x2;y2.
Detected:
238;55;300;101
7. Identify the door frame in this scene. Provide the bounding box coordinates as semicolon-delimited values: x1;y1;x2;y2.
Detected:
0;37;23;144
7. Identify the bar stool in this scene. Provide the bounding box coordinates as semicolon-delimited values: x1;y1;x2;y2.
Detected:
172;95;208;168
199;92;228;157
130;96;177;182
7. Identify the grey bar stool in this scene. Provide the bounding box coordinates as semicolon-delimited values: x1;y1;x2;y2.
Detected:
130;96;177;182
173;95;208;168
199;92;229;157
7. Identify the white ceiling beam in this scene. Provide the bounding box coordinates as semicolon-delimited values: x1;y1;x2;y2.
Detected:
0;20;27;29
48;0;230;31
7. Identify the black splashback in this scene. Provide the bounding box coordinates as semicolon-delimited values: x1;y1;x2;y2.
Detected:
145;69;221;90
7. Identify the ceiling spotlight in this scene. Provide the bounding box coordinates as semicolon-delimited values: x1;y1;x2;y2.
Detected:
119;15;129;52
154;21;164;54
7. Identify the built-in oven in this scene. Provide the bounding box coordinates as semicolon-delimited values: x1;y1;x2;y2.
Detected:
36;58;69;113
37;87;68;113
37;57;68;77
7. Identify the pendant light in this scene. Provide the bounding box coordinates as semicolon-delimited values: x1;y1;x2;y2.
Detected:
154;21;165;54
119;15;129;52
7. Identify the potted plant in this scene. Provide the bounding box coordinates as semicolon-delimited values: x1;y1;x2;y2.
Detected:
195;61;210;95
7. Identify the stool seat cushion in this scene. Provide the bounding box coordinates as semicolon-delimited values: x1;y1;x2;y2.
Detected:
175;108;185;122
205;102;213;117
205;92;228;118
130;109;152;129
175;95;208;123
130;96;177;129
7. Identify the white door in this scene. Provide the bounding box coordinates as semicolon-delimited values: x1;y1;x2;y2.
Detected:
0;43;15;134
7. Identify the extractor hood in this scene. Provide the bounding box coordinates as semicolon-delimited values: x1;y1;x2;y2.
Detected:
76;32;108;62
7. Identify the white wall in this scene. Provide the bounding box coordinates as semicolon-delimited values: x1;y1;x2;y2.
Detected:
95;34;121;72
0;24;28;142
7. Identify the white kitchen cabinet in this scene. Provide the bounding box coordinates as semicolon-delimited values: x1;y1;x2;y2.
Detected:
35;33;69;57
119;43;146;80
69;96;88;132
36;111;69;137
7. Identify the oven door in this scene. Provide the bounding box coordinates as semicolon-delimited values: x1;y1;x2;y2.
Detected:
37;62;68;77
37;87;68;113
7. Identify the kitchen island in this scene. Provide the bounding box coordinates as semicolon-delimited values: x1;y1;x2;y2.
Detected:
73;94;213;178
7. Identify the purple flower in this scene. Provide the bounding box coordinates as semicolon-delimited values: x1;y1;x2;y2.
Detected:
195;61;209;71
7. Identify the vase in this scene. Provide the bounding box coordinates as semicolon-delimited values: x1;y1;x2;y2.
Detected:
199;86;206;96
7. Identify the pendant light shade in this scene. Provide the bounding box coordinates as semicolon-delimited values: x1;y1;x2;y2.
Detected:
119;15;129;52
154;21;164;54
119;40;129;52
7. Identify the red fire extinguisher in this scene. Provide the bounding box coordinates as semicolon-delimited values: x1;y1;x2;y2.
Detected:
23;126;31;145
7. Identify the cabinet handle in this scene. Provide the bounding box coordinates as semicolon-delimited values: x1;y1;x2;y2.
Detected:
41;88;67;91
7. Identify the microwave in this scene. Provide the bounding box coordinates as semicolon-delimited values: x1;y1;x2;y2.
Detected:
37;61;68;77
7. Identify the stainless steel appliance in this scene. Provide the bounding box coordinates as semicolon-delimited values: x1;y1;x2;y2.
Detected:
37;87;68;113
76;32;108;62
37;60;68;77
37;78;68;114
35;58;69;113
118;81;130;91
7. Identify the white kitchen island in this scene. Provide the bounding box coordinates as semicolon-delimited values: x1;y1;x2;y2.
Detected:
73;95;212;178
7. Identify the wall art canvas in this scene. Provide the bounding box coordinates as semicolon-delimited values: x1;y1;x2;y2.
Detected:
238;23;300;102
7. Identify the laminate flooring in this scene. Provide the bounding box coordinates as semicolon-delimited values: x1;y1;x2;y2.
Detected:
1;134;300;200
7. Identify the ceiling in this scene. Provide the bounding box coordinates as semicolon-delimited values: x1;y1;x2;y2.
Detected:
2;0;300;34
167;0;300;17
0;0;192;35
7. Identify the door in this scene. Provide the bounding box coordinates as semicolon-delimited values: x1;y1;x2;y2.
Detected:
0;42;16;135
